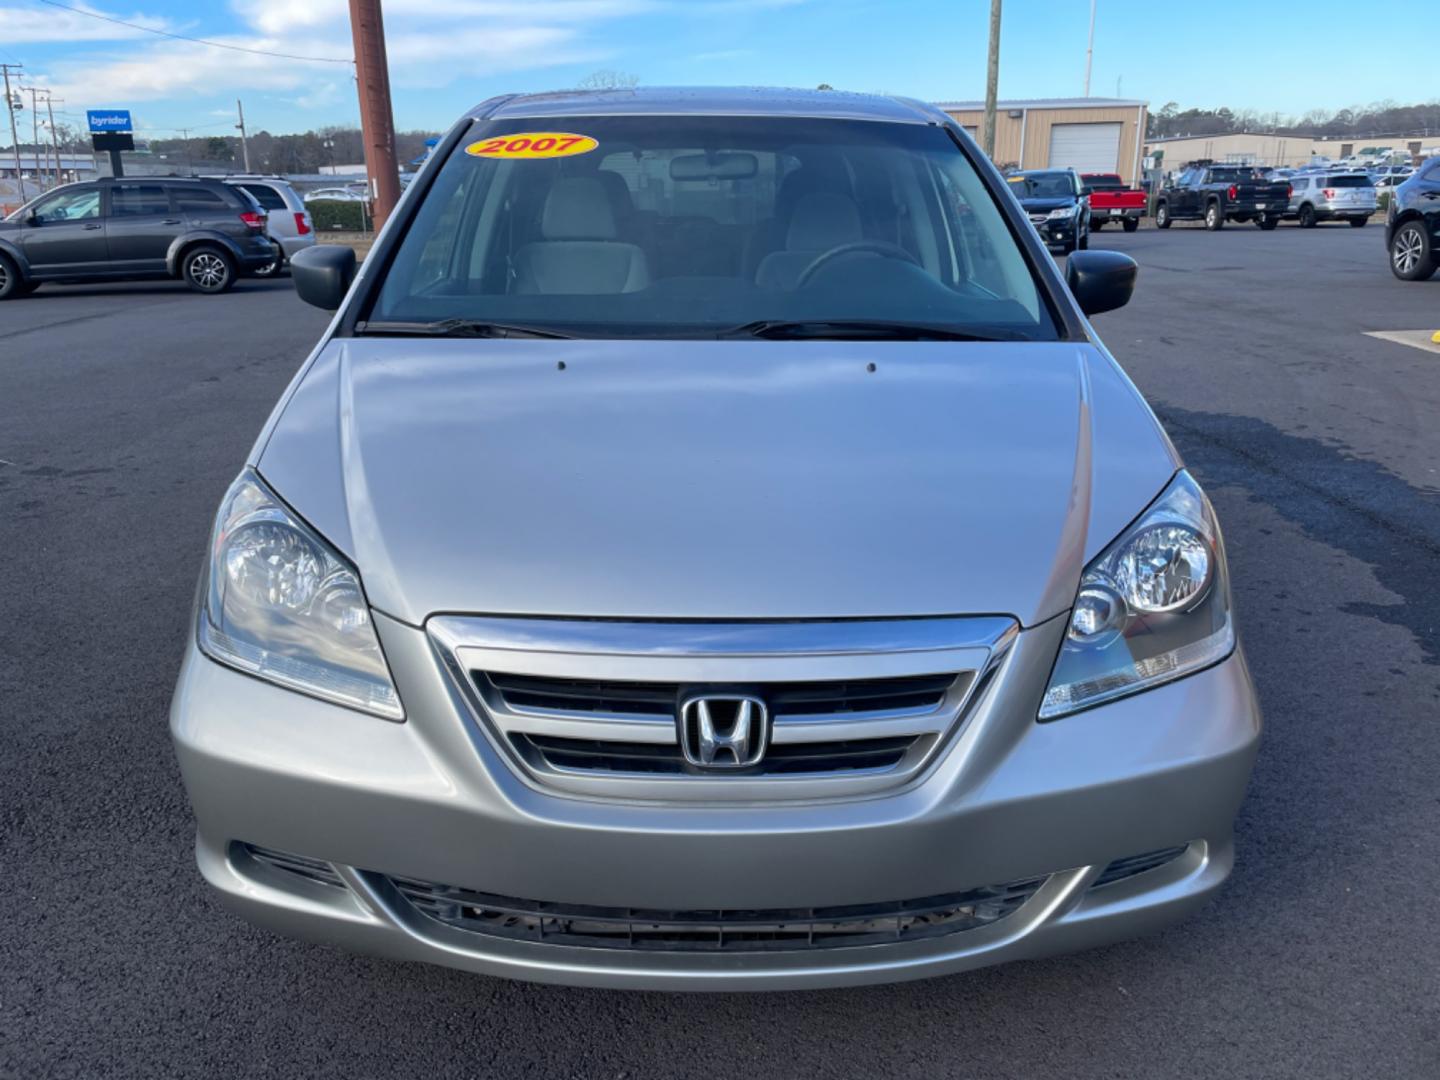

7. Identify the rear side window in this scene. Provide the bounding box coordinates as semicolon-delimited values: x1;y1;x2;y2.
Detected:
172;186;231;211
110;184;170;216
1325;175;1371;188
239;183;287;211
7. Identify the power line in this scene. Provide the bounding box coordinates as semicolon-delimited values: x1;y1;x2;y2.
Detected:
33;0;355;64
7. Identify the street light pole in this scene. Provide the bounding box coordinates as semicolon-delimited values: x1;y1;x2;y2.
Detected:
982;0;1002;159
348;0;401;229
1084;0;1096;96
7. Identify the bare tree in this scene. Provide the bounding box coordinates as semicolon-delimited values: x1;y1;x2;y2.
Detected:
577;70;640;91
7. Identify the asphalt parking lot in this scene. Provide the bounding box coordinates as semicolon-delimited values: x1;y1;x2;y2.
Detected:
3;221;1438;1079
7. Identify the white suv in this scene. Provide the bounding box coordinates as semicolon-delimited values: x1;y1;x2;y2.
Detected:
213;176;315;275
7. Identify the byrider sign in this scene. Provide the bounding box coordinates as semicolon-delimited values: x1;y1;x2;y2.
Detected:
86;110;133;133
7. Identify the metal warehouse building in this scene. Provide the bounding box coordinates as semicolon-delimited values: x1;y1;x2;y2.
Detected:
1144;131;1440;168
937;98;1149;185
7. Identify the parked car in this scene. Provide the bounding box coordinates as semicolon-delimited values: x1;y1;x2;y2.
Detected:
1154;164;1291;230
303;187;368;203
210;175;315;276
0;177;277;298
1386;156;1440;281
1285;172;1377;227
1081;173;1145;231
1005;168;1091;253
170;87;1259;991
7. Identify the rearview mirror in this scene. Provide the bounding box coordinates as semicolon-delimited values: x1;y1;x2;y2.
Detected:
291;245;357;311
669;152;758;182
1066;250;1137;316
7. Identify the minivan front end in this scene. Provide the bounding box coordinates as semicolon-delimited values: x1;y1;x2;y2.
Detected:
171;88;1260;989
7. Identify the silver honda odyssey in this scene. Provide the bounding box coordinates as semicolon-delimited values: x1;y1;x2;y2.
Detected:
170;88;1260;990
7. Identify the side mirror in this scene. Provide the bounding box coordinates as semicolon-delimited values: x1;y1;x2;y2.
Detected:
290;245;357;311
1079;186;1092;197
1066;250;1137;317
24;210;39;225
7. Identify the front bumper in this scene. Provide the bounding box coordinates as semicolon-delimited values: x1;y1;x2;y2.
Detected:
171;613;1261;990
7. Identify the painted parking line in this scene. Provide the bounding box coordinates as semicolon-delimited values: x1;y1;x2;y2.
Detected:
1363;330;1440;356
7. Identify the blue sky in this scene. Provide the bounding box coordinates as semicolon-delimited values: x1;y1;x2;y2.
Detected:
0;0;1426;140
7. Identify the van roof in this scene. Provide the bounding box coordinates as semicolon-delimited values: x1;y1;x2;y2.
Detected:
468;87;947;126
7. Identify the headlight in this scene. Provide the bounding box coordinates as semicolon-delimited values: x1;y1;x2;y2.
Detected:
1046;206;1074;220
197;469;403;720
1039;471;1234;720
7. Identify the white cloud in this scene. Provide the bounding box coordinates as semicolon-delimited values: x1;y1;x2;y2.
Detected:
23;0;809;125
0;1;172;43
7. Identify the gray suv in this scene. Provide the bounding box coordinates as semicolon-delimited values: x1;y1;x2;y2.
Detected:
0;177;277;298
1286;172;1377;227
170;88;1260;990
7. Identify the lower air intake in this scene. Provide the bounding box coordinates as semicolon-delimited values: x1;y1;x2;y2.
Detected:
382;873;1046;952
1091;845;1190;889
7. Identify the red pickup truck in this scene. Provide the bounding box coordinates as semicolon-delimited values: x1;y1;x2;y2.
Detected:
1082;173;1146;231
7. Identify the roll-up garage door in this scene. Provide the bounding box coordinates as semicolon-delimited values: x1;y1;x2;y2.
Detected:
1047;122;1122;173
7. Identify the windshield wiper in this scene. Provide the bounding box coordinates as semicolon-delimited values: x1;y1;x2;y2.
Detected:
354;318;575;339
719;320;1013;342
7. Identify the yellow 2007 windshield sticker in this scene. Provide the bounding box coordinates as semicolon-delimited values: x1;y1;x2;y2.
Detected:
465;133;598;160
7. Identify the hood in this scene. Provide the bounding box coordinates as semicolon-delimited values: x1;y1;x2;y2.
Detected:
256;339;1178;626
1018;197;1078;212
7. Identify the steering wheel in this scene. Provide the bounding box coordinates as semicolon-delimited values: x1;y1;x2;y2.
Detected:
795;240;920;288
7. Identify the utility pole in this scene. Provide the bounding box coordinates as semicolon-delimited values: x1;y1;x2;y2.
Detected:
1;64;22;196
24;87;41;191
1084;0;1096;96
177;127;193;176
982;0;1002;159
235;98;252;172
348;0;401;228
45;94;62;188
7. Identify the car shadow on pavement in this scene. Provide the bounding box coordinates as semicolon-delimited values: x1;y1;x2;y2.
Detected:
20;280;295;300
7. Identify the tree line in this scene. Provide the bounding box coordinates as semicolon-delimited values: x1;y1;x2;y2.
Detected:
3;123;439;175
1149;100;1440;140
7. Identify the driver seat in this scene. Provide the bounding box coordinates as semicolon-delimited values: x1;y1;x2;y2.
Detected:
755;191;864;291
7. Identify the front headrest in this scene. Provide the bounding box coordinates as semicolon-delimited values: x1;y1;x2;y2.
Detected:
786;191;863;251
542;178;617;240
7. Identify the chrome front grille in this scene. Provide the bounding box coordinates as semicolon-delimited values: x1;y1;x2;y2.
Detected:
384;872;1046;952
430;615;1017;802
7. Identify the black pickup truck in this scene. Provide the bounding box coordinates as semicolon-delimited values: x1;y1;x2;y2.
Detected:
1154;165;1292;231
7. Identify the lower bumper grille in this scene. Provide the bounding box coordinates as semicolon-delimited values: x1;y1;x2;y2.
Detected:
386;874;1046;952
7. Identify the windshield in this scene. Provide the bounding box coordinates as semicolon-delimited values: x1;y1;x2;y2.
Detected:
368;116;1054;340
1005;173;1075;199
